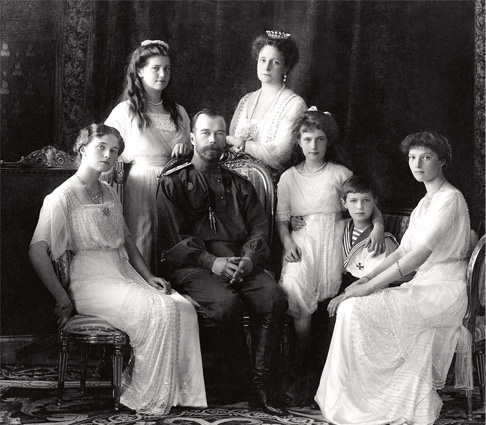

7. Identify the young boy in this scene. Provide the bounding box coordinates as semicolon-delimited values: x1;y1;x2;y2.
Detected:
340;175;399;291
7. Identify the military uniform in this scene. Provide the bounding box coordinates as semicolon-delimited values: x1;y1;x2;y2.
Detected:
156;160;288;413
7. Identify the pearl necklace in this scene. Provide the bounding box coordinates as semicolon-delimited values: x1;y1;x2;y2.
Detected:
146;98;163;106
76;174;110;217
304;161;327;174
423;178;446;211
249;84;286;120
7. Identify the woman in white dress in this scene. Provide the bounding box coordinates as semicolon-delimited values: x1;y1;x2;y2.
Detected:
227;30;307;175
105;40;192;271
29;124;206;414
317;131;472;425
277;109;385;406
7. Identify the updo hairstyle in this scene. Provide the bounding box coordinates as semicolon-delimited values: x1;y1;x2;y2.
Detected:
251;34;300;73
74;123;125;157
400;131;452;168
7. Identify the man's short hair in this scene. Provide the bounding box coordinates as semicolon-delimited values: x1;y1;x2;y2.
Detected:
342;175;378;199
191;108;225;132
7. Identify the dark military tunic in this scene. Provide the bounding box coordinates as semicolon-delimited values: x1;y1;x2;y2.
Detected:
157;161;287;325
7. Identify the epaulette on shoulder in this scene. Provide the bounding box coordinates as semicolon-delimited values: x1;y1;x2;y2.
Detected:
162;161;192;177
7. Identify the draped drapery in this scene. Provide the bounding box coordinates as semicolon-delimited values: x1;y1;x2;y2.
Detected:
86;0;481;227
1;0;482;227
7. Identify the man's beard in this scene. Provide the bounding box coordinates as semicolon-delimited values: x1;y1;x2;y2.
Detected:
197;145;223;163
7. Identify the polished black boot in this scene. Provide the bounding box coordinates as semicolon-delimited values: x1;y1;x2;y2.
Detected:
248;313;288;416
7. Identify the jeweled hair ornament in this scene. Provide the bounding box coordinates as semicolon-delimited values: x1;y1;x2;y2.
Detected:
266;30;291;40
141;40;169;49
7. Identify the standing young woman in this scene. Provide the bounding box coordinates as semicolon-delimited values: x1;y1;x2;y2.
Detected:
227;31;307;176
317;131;472;425
105;40;191;271
29;124;206;414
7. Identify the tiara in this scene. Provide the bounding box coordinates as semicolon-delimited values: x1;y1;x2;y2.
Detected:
141;40;169;49
308;106;331;116
266;30;291;40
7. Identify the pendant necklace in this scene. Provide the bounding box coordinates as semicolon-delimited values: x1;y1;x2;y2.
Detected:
76;174;110;217
423;178;446;212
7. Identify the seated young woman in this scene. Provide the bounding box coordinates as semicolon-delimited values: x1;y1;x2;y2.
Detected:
29;123;206;414
316;131;472;425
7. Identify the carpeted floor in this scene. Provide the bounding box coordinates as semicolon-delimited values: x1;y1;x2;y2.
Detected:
1;365;484;425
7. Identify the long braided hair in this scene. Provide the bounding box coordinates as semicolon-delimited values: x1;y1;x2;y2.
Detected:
120;42;182;131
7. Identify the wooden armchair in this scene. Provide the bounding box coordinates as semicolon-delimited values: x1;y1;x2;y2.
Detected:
463;234;485;418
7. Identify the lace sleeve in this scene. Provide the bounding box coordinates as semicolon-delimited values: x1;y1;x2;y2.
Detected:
229;94;251;136
416;191;470;256
275;169;292;222
245;94;307;171
30;189;70;261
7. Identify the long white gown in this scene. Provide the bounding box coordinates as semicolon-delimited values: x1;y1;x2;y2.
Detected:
30;182;206;414
105;101;191;271
315;188;471;425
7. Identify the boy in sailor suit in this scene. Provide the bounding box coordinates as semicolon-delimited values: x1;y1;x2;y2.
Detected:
339;176;399;293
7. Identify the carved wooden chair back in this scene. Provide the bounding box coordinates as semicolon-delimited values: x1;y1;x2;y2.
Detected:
221;151;275;243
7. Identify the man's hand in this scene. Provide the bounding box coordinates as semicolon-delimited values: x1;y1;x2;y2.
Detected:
212;257;244;280
230;256;253;284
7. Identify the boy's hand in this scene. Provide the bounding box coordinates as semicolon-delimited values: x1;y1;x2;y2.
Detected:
284;241;302;262
290;216;306;231
367;225;385;256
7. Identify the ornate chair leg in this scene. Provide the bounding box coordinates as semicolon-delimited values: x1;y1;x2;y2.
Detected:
113;344;123;410
476;350;485;403
80;344;88;393
466;389;473;421
57;340;69;405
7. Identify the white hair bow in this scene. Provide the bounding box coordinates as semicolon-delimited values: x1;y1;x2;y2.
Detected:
141;40;169;49
308;106;331;115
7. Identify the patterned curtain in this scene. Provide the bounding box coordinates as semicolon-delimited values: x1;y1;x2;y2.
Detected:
1;0;483;229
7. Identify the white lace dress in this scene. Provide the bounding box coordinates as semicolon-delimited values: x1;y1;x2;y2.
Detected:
30;182;206;414
315;188;471;425
276;163;353;317
229;89;307;172
105;101;191;270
